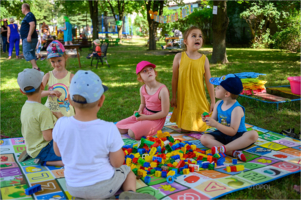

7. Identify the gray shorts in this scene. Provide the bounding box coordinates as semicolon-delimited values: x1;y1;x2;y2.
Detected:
22;38;38;61
66;165;131;199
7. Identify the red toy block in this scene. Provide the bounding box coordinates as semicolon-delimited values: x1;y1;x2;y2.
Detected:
133;158;138;164
207;155;213;163
212;158;218;163
230;166;237;172
186;146;191;151
176;160;185;168
197;156;203;161
127;149;132;154
140;166;145;170
167;163;174;167
189;166;195;172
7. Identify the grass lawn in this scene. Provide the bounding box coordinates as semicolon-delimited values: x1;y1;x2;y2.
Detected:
1;38;300;199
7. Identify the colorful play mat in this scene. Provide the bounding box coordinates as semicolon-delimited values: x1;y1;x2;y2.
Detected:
1;113;300;199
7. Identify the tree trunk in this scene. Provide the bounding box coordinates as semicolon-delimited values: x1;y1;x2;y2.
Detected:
210;1;229;64
118;24;123;39
89;0;99;40
146;0;163;50
104;11;108;38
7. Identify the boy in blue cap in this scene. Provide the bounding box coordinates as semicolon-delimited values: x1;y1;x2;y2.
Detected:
200;74;258;161
52;70;156;199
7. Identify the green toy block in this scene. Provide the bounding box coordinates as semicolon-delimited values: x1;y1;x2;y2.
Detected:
213;153;220;158
132;147;138;153
179;150;184;154
135;112;140;117
138;157;145;165
170;158;175;163
150;169;156;174
167;136;175;143
158;164;163;168
208;164;214;170
180;171;183;175
202;157;207;161
141;138;155;147
132;168;138;175
166;144;173;152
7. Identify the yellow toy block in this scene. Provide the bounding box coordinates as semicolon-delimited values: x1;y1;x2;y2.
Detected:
183;168;190;174
173;162;178;167
130;164;137;170
191;145;197;150
155;171;162;177
167;170;175;176
138;169;143;176
236;165;244;171
149;147;157;156
145;156;152;162
160;140;164;148
126;158;132;166
166;153;172;158
181;147;186;154
142;170;147;177
150;162;157;168
134;153;140;158
206;149;211;154
226;166;231;173
133;144;139;148
174;140;180;145
124;150;128;155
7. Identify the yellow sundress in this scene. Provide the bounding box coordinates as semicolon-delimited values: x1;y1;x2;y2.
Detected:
170;52;209;132
44;71;75;117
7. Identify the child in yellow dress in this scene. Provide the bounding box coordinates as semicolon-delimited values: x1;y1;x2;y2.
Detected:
170;26;215;133
41;40;75;117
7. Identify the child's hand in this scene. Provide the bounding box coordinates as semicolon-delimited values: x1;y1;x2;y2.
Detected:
205;117;218;127
52;111;63;119
201;115;206;122
136;114;148;121
209;102;215;113
171;97;177;108
49;91;62;98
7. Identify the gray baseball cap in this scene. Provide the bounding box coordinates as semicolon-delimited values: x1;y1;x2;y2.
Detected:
17;69;43;93
70;70;108;104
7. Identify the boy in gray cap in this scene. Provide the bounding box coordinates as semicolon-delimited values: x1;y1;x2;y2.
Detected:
52;70;156;199
17;68;63;166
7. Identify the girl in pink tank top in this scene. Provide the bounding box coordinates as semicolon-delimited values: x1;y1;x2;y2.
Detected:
116;61;170;140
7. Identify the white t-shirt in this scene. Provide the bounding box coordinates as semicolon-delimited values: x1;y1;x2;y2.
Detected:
53;116;124;187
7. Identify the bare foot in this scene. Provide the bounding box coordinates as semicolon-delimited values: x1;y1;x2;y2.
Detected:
16;56;19;59
8;56;11;60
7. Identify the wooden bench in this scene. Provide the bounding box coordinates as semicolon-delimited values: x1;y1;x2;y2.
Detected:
44;39;92;51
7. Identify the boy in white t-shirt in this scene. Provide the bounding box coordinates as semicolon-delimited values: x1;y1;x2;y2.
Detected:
52;70;156;199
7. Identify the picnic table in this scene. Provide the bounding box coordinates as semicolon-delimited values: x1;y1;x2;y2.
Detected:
99;38;120;46
64;44;81;68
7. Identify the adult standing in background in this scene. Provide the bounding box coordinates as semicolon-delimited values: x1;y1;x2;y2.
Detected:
1;20;9;54
62;16;73;45
20;3;39;69
7;18;20;59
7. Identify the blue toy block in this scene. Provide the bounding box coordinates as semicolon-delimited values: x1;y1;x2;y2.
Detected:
141;136;147;139
137;148;146;155
25;184;41;195
143;162;150;167
162;171;167;178
180;167;185;172
146;170;151;174
155;167;162;171
217;157;225;166
128;154;134;159
157;146;162;153
171;155;180;160
197;161;203;167
184;164;189;168
232;158;238;165
179;143;185;147
144;176;151;184
207;153;212;156
202;161;209;169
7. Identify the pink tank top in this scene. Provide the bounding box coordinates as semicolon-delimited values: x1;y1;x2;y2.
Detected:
142;84;166;112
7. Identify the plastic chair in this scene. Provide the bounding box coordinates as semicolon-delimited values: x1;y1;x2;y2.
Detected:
90;43;110;68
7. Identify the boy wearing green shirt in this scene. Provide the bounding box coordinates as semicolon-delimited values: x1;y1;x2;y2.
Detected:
17;68;63;166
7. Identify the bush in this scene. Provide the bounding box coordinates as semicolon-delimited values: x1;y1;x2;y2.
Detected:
252;29;275;49
272;15;301;52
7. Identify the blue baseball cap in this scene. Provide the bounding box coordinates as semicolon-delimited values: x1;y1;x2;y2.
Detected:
70;70;108;104
210;74;243;95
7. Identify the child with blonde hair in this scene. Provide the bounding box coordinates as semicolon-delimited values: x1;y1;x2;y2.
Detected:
117;61;170;139
42;40;75;116
170;26;215;133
